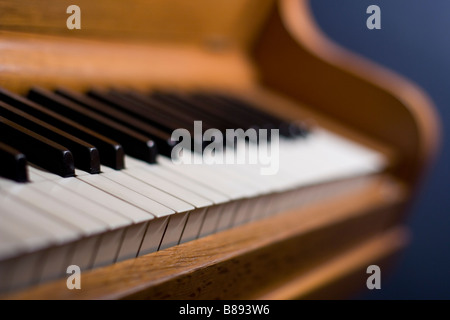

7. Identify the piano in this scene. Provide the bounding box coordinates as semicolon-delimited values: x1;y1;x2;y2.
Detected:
0;0;440;299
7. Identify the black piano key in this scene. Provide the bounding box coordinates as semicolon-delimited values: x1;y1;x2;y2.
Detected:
144;90;260;147
118;91;218;150
150;91;270;145
189;93;273;131
208;93;282;126
0;142;28;183
190;92;307;138
207;93;309;137
27;87;158;164
88;89;187;134
149;91;235;132
0;116;74;178
0;88;124;170
88;90;202;152
54;88;176;158
151;91;270;145
184;93;261;131
0;101;100;174
117;91;207;128
181;92;274;145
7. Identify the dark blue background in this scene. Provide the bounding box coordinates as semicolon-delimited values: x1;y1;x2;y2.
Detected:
309;0;450;299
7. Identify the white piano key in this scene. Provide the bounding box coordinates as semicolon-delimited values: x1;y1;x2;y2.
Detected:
116;221;149;262
159;212;190;250
37;243;72;284
197;205;224;238
0;233;25;293
208;140;288;193
275;130;385;189
25;168;155;276
0;230;25;261
0;260;14;293
157;155;253;200
187;160;262;198
179;208;208;244
128;155;265;199
0;192;79;249
257;193;279;219
314;134;382;178
0;190;97;288
232;198;260;226
231;198;260;227
131;158;230;205
29;180;131;230
3;251;43;294
28;168;48;183
0;220;44;292
203;146;273;195
123;160;212;208
63;236;99;276
100;166;195;213
252;147;298;192
0;176;22;189
276;136;333;188
0;181;107;237
28;166;62;181
247;195;273;221
31;166;152;224
0;200;123;284
215;163;274;195
138;217;169;256
78;173;173;218
57;176;151;224
126;167;213;208
214;201;238;232
0;213;52;253
316;129;385;169
92;229;125;268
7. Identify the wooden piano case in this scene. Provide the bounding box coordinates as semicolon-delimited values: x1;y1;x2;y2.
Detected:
0;0;440;299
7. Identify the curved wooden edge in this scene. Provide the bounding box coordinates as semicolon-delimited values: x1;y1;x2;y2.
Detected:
251;0;441;187
2;175;407;300
291;0;441;180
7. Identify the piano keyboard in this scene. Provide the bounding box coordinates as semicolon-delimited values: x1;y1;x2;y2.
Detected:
0;87;385;294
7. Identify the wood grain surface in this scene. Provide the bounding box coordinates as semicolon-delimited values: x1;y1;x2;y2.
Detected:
0;0;273;47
